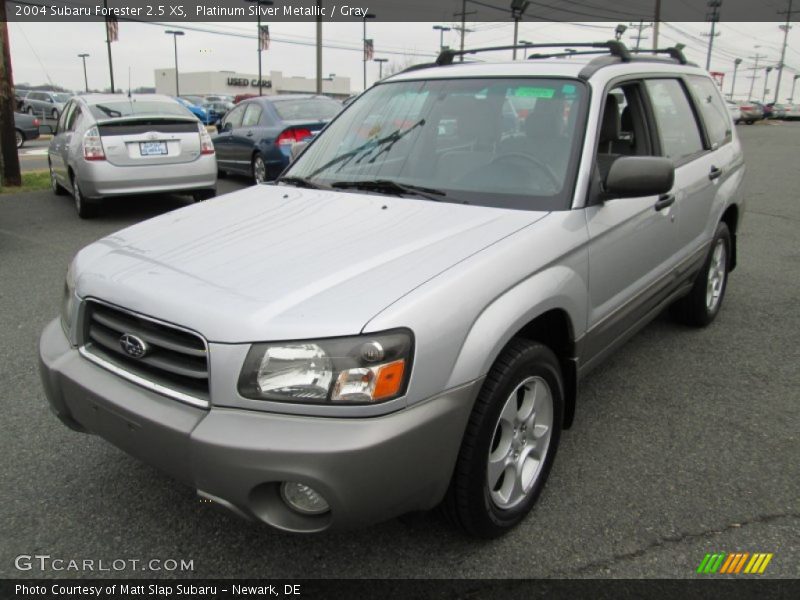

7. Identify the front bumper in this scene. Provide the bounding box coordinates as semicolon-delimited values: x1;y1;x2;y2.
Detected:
75;154;217;199
39;319;479;532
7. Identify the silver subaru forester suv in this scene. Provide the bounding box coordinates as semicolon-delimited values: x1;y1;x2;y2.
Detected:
39;42;744;537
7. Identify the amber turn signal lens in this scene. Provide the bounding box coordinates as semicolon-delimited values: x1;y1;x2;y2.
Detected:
373;359;405;400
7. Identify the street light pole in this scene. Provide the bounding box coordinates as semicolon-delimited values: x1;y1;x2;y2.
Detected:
362;13;376;91
792;74;800;101
730;57;742;99
433;25;450;52
374;58;388;80
164;30;184;97
78;53;90;93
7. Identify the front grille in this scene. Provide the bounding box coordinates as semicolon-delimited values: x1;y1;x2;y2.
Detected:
81;300;210;407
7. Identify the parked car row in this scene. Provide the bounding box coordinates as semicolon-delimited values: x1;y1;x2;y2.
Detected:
731;99;800;124
21;90;73;120
176;94;236;125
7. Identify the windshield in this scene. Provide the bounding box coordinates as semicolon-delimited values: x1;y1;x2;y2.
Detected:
88;100;193;120
285;78;586;210
273;98;342;121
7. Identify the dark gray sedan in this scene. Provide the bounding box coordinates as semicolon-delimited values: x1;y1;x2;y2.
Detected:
14;111;41;148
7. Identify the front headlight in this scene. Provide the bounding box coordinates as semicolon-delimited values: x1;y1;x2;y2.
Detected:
60;260;77;336
238;330;413;404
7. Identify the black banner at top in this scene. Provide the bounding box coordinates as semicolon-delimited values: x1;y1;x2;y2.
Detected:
6;0;794;22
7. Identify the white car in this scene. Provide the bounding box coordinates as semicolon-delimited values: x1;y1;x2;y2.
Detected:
726;99;742;124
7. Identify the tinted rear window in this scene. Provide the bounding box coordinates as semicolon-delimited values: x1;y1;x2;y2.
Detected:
272;98;341;121
89;101;192;120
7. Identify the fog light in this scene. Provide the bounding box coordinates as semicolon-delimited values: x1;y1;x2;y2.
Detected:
280;482;330;515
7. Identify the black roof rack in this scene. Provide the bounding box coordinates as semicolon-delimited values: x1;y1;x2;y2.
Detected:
435;41;631;66
632;47;689;65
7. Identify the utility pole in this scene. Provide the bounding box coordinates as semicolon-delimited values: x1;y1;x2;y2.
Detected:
653;0;661;49
730;57;742;99
78;54;90;93
773;0;796;103
703;0;723;71
746;51;768;100
246;0;274;97
362;13;375;91
0;2;22;187
103;0;115;93
510;1;531;60
762;66;773;103
374;57;388;80
629;20;652;51
454;0;476;61
165;30;185;97
433;25;451;52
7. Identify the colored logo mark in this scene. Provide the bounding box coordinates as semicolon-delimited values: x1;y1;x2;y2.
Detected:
697;552;774;574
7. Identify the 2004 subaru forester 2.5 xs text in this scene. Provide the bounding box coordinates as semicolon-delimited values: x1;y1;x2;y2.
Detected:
40;41;745;538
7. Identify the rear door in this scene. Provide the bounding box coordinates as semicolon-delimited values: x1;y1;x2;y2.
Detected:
49;101;76;183
643;77;720;277
230;102;264;165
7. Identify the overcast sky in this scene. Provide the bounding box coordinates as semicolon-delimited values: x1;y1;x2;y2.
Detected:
8;20;799;98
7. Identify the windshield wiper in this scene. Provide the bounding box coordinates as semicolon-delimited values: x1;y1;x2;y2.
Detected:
276;176;325;189
330;179;447;202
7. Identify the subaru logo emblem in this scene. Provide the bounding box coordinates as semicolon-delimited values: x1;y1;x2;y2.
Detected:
119;333;149;359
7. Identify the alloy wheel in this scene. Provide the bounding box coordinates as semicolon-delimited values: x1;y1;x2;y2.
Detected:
705;239;727;312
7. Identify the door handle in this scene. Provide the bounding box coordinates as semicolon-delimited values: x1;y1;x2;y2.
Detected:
654;193;675;211
709;166;723;181
246;131;254;137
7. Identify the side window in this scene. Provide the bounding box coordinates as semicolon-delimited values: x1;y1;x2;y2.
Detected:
644;79;704;161
65;105;82;132
223;105;246;129
686;75;731;148
242;103;262;127
57;102;74;133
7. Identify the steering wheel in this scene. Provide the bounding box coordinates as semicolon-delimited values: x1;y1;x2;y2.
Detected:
488;153;561;191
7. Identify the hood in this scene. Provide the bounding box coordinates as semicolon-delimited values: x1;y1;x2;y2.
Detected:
74;186;547;343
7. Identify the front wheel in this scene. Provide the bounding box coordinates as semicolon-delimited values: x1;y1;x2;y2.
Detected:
252;152;267;185
444;339;564;538
672;222;731;327
15;130;24;149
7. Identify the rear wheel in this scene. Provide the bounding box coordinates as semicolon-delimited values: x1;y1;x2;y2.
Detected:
672;222;731;327
15;130;24;149
71;174;97;219
444;339;564;538
51;108;59;120
26;106;34;115
252;152;267;184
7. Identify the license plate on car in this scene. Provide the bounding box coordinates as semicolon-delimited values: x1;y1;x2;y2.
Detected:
139;141;168;156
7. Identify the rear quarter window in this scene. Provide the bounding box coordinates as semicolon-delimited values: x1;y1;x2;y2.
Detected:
686;75;732;148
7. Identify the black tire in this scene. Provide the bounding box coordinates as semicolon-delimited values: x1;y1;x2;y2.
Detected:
15;129;24;149
193;188;216;202
51;108;59;120
71;174;97;219
252;152;267;184
443;339;564;538
26;106;34;115
217;169;228;179
672;222;731;327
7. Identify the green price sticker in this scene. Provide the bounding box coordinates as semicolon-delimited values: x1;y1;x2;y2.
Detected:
514;87;556;98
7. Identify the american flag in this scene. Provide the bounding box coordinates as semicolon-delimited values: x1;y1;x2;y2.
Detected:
364;39;374;61
106;15;118;42
259;25;270;51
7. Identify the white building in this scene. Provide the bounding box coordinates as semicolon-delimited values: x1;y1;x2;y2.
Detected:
154;69;351;99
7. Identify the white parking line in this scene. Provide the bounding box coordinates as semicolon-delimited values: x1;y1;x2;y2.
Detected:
20;148;48;156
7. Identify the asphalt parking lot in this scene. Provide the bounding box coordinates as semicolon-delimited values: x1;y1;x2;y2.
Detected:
0;123;798;580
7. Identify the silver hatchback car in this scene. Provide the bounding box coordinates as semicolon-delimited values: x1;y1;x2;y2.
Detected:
48;94;217;218
40;43;744;537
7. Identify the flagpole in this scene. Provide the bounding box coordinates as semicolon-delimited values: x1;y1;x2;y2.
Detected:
104;0;115;93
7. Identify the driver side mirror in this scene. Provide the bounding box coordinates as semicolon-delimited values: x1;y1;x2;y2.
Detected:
603;156;674;199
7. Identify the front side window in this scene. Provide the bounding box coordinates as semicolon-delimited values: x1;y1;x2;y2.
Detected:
686;75;731;148
223;104;246;129
285;78;587;211
644;79;704;161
